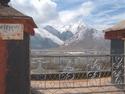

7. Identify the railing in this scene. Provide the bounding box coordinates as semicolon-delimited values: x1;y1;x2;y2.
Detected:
31;54;125;94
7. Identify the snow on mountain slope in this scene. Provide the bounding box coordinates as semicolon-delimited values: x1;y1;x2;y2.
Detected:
44;25;61;38
31;20;107;50
43;25;74;41
30;33;59;49
35;28;64;45
54;21;86;34
58;26;110;51
62;23;94;45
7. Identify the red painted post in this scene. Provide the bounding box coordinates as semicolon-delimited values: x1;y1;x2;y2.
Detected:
0;6;36;94
0;40;7;94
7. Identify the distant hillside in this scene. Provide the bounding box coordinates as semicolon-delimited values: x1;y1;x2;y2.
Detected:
60;28;110;51
30;33;59;49
30;26;73;49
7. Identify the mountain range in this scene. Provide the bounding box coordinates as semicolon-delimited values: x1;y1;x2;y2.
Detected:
30;25;73;49
30;22;110;52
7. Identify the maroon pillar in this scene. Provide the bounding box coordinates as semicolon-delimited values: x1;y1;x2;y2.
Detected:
0;40;7;94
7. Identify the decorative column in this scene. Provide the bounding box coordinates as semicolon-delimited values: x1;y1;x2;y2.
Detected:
0;3;37;94
104;21;125;89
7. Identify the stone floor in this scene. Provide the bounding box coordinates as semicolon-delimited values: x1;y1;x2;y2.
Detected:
31;77;125;94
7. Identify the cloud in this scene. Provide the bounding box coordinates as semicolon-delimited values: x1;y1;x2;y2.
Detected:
59;1;94;24
92;24;112;31
91;11;125;30
83;0;125;30
45;1;94;28
10;0;58;26
10;0;125;31
30;0;58;22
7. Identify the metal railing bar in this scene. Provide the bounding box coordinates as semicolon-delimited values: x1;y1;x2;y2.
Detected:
60;90;125;94
31;70;111;74
31;53;125;93
32;84;125;90
31;54;125;57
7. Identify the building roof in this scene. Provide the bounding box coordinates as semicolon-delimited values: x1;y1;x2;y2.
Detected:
0;6;37;35
104;20;125;32
0;6;25;17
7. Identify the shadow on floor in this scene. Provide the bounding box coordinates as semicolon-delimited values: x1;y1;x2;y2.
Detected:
31;88;44;94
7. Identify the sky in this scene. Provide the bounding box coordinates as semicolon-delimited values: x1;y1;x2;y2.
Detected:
10;0;125;30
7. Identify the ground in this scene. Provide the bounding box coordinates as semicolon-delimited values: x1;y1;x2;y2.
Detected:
31;77;125;94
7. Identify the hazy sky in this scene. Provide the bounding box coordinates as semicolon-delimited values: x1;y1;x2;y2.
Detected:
10;0;125;30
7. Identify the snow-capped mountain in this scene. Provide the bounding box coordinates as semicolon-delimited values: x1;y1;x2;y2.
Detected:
64;28;99;45
60;31;73;41
30;33;59;49
30;26;73;49
44;25;74;41
36;29;64;45
55;21;86;34
44;25;61;39
30;21;109;51
59;27;110;51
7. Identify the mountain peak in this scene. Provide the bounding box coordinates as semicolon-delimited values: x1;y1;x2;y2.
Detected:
31;21;108;50
44;25;61;38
